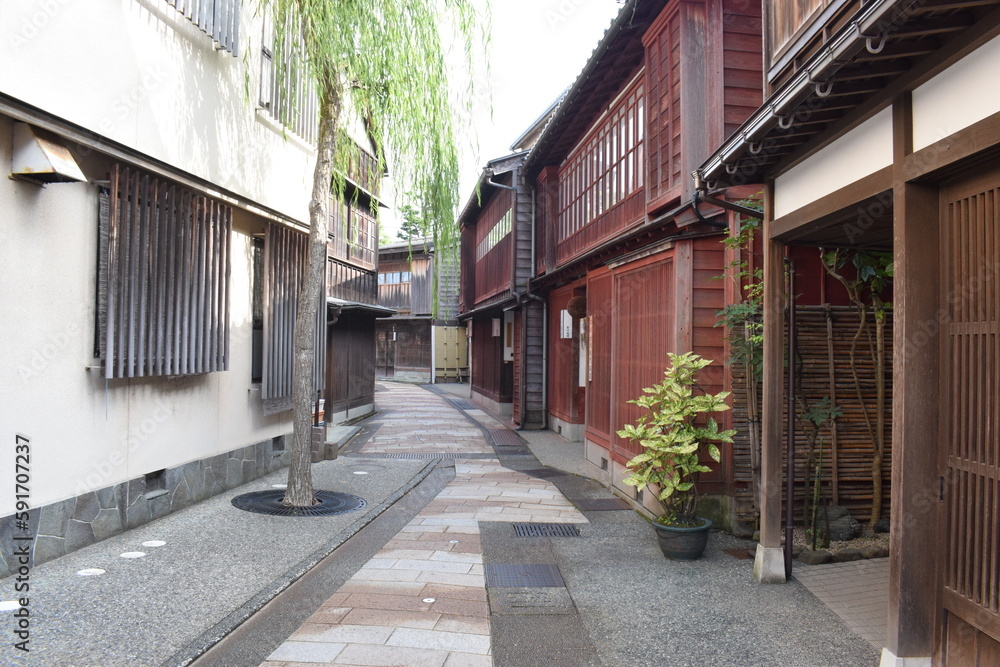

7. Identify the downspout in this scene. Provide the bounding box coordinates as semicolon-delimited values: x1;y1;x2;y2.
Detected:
486;169;520;424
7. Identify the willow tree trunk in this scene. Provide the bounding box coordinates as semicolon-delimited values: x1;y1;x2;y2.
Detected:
284;90;342;507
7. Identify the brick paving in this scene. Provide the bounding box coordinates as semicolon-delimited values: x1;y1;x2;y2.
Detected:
359;384;493;456
261;383;586;666
792;557;889;650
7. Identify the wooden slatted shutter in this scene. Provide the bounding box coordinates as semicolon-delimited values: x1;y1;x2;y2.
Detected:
940;174;1000;654
261;223;326;402
99;164;231;379
165;0;240;56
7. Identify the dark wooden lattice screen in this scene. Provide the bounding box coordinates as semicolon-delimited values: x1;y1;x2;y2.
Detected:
940;176;1000;654
99;164;231;379
262;223;326;402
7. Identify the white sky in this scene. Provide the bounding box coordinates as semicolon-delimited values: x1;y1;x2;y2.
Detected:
383;0;623;238
469;0;624;172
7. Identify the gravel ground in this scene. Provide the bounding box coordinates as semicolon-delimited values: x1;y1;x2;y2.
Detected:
0;457;432;667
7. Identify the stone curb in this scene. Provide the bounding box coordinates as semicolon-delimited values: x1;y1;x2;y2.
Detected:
161;457;439;667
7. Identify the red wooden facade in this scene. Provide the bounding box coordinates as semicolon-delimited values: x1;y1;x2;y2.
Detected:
518;0;764;512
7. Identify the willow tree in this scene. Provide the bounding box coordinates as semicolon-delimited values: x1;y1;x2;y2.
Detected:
260;0;483;506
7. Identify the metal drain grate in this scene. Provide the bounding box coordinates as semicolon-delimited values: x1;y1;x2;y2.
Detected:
513;523;582;538
573;498;631;511
372;453;497;460
488;429;524;447
485;563;566;587
722;548;756;560
448;399;475;410
520;467;564;479
231;490;366;517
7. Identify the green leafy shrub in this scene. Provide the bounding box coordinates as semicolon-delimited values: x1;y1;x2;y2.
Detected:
618;353;736;526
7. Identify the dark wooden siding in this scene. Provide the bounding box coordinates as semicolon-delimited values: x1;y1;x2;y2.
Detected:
411;257;432;316
471;316;510;403
722;0;764;139
585;268;613;446
378;258;411;312
513;309;523;424
327;257;376;304
459;225;476;312
611;254;675;464
473;189;514;303
326;312;376;414
644;3;683;212
394;320;432;372
523;301;546;427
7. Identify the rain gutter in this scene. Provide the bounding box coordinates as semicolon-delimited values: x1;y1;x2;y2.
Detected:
697;0;916;186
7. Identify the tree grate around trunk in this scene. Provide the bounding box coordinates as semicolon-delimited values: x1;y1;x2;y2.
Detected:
231;490;367;516
512;523;582;538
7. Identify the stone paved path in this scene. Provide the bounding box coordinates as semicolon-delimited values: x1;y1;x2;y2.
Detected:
261;383;587;666
358;384;493;456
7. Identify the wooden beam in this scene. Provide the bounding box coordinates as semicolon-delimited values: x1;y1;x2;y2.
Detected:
904;109;1000;181
770;166;893;240
758;180;786;581
886;92;942;661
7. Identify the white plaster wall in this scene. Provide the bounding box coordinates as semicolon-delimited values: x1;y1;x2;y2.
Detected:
0;0;315;222
773;107;893;219
913;35;1000;151
0;114;290;515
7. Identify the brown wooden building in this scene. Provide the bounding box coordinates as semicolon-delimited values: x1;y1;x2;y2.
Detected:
459;151;546;425
699;0;1000;663
376;238;465;383
515;0;765;518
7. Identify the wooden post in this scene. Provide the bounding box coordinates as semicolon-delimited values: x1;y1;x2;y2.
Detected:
883;94;940;665
755;181;786;583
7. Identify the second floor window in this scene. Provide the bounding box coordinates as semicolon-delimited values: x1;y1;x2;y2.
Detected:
558;80;644;241
476;207;512;261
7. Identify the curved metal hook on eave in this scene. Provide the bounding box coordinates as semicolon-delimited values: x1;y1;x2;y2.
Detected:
724;161;739;175
814;80;833;98
748;140;763;155
777;114;794;130
866;32;887;54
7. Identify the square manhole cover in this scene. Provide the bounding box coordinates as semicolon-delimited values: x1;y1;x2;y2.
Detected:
513;523;582;538
486;563;566;587
488;587;576;615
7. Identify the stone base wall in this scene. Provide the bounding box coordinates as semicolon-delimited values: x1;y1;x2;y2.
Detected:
0;434;292;578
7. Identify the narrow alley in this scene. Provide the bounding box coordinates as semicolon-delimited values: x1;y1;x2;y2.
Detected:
1;382;882;666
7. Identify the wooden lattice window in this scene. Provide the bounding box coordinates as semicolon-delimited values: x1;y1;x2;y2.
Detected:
558;79;644;243
98;164;232;379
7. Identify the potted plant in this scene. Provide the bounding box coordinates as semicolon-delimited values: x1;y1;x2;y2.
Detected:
618;352;736;560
